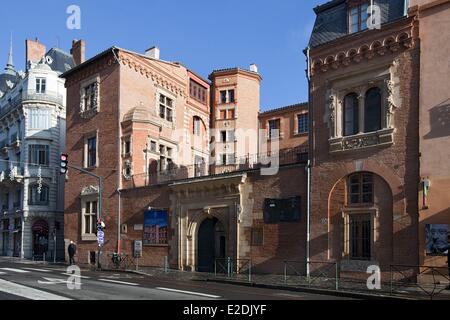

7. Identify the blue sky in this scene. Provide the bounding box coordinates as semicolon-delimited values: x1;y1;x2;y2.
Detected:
1;0;324;111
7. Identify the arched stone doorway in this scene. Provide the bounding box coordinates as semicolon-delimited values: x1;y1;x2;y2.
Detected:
32;220;49;258
197;217;226;272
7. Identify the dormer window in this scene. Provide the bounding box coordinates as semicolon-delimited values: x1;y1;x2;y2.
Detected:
349;2;369;34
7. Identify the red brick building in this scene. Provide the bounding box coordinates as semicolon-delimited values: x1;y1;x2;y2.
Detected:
62;45;308;272
306;0;420;279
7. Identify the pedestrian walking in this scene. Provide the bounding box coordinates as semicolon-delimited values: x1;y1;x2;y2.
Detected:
68;241;77;265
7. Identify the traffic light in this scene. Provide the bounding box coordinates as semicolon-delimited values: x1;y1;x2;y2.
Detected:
60;154;69;174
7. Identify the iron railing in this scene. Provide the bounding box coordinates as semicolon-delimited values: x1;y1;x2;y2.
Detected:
214;258;252;282
283;260;340;290
390;264;450;300
129;146;308;187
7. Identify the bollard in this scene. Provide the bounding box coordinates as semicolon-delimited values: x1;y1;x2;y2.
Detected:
164;256;168;273
43;252;46;262
284;262;287;284
227;257;231;278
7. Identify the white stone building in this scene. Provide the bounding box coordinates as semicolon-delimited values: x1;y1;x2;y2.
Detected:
0;38;77;260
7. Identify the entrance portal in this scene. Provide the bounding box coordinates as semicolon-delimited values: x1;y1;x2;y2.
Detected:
32;220;49;258
197;218;226;272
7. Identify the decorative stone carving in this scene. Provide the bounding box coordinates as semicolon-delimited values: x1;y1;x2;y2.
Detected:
343;135;379;150
385;79;397;128
327;94;336;137
81;185;99;196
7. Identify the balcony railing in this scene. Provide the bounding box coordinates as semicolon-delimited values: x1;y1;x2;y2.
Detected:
128;146;308;188
0;90;64;119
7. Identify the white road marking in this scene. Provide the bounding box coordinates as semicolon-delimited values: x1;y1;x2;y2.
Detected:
61;273;90;279
0;279;71;300
156;287;221;299
0;268;30;273
38;277;73;285
0;272;5;275
98;279;139;286
23;268;52;273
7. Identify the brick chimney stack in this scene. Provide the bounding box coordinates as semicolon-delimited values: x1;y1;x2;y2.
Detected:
25;38;46;69
71;39;86;65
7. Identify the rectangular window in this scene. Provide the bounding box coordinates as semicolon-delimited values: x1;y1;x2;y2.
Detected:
349;173;374;205
251;228;264;246
297;113;309;134
35;78;46;94
29;145;49;165
83;201;98;235
28;109;51;130
189;80;207;105
193;117;201;136
268;119;281;139
228;109;235;119
350;214;371;260
84;83;97;111
220;91;227;104
219;110;226;120
349;2;369;34
87;137;97;168
219;90;235;104
227;130;235;142
220;131;227;143
228;90;235;103
159;94;173;122
123;139;131;155
150;141;157;153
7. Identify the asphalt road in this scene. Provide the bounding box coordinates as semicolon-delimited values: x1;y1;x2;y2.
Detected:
0;259;354;301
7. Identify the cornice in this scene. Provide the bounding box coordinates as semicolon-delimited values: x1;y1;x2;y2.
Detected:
310;17;419;76
118;51;187;98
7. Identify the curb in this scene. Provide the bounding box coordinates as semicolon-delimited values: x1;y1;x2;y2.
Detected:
204;278;418;300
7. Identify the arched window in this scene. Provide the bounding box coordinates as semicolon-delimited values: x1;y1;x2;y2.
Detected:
343;93;359;136
28;184;49;205
364;87;382;133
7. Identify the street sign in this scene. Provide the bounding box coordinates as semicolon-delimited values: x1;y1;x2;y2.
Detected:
134;240;142;258
97;231;104;245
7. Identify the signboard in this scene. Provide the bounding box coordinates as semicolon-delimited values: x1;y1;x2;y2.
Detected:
426;224;449;256
134;240;143;258
264;196;301;224
143;210;168;245
97;230;104;246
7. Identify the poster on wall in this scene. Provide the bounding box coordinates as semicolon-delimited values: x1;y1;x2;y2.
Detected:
425;224;449;256
143;210;168;245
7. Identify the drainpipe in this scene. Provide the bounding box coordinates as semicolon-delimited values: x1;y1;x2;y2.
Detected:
404;0;409;16
117;189;121;254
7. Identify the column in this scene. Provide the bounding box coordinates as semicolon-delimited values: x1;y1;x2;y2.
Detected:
358;91;365;134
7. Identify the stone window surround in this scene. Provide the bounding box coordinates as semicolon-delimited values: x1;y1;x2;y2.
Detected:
80;194;99;242
217;87;237;105
326;69;397;153
156;88;176;128
341;207;379;261
266;117;283;140
79;75;100;118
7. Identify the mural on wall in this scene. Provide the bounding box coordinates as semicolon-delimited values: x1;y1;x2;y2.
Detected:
143;210;168;245
425;224;449;256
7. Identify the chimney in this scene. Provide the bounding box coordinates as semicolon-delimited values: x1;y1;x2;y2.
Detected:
145;46;160;60
249;64;258;73
71;39;86;65
25;38;46;68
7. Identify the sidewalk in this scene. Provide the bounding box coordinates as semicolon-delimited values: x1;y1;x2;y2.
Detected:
126;265;450;300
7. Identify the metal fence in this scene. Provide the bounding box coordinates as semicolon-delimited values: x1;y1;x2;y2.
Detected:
214;258;252;282
390;264;450;300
